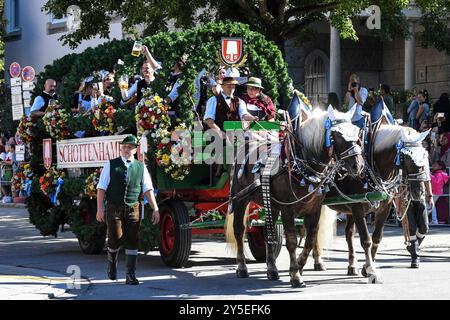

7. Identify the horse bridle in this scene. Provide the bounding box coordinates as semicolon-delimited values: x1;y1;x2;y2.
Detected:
327;119;363;163
397;142;428;184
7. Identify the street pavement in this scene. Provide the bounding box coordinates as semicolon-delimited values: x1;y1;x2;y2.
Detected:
1;206;449;300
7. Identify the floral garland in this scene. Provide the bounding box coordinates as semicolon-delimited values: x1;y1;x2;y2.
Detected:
17;115;36;143
135;90;190;180
92;99;117;134
155;123;192;181
43;109;70;140
84;169;101;198
39;167;65;201
11;169;26;196
135;89;171;138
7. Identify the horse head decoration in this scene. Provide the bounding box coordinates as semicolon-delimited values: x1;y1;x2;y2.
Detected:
397;128;430;200
373;126;430;201
296;105;365;178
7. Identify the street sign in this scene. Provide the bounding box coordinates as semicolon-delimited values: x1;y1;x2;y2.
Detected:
11;86;22;95
12;104;24;120
15;145;25;162
9;62;21;78
11;94;23;105
43;139;53;170
221;37;243;66
22;66;36;82
10;77;22;87
22;81;35;91
23;91;31;100
23;99;31;108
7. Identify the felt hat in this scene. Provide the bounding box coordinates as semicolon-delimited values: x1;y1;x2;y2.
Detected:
120;135;139;147
244;77;264;89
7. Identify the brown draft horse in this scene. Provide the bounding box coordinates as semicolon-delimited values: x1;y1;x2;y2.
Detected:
311;124;429;283
226;107;365;288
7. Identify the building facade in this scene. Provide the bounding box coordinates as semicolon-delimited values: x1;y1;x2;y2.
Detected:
3;0;124;81
286;17;450;108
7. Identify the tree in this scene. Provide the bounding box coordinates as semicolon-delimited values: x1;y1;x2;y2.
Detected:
43;0;450;55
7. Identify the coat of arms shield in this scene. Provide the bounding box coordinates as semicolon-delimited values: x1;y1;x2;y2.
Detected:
221;38;243;66
43;139;52;170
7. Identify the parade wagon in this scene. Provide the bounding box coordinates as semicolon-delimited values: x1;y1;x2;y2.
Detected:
21;21;387;271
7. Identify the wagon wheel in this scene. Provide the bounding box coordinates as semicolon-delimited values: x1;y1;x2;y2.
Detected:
159;199;192;267
77;197;106;255
248;224;283;262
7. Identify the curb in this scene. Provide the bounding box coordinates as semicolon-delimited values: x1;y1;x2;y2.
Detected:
0;203;26;208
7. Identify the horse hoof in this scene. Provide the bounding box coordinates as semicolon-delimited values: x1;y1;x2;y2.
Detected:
267;271;280;281
347;266;359;276
368;274;383;284
361;266;368;278
314;263;326;271
290;279;306;288
236;269;249;278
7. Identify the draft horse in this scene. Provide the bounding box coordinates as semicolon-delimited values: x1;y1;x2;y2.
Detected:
312;125;430;283
226;106;365;287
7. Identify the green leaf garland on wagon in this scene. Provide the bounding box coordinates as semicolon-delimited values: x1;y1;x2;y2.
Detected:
25;21;294;251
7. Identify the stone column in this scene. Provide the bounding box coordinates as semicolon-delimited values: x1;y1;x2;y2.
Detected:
329;25;341;99
404;21;416;90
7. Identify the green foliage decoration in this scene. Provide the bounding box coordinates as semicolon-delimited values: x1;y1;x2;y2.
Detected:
26;21;292;250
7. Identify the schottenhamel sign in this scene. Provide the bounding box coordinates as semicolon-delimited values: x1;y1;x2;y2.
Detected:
56;135;129;168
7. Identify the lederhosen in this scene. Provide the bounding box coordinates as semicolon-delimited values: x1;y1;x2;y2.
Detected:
36;92;58;113
214;94;240;131
105;158;144;252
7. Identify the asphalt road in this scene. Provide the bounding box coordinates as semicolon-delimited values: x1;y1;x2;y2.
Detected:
1;207;450;301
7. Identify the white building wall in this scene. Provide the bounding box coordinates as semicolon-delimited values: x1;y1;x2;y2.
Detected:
4;0;124;81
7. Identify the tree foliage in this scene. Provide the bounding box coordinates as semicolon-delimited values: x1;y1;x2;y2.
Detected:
43;0;450;54
33;21;293;126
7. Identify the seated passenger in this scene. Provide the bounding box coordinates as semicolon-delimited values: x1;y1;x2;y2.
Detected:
204;75;256;139
241;77;276;121
72;77;99;114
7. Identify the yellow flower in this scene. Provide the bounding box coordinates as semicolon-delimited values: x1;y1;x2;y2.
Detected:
154;96;162;103
161;154;170;165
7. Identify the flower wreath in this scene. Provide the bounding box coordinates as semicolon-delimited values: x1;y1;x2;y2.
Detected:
11;169;27;196
135;90;191;180
17;115;37;143
84;169;101;198
92;99;117;134
43;109;70;140
39;167;65;203
155;123;192;181
135;89;171;137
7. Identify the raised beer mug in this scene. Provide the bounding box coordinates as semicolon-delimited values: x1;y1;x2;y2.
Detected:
132;41;142;57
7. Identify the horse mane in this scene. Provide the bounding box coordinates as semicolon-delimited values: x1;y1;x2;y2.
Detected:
298;108;350;159
374;125;417;153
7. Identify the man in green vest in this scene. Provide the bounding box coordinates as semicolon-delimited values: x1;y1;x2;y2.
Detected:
96;135;160;285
